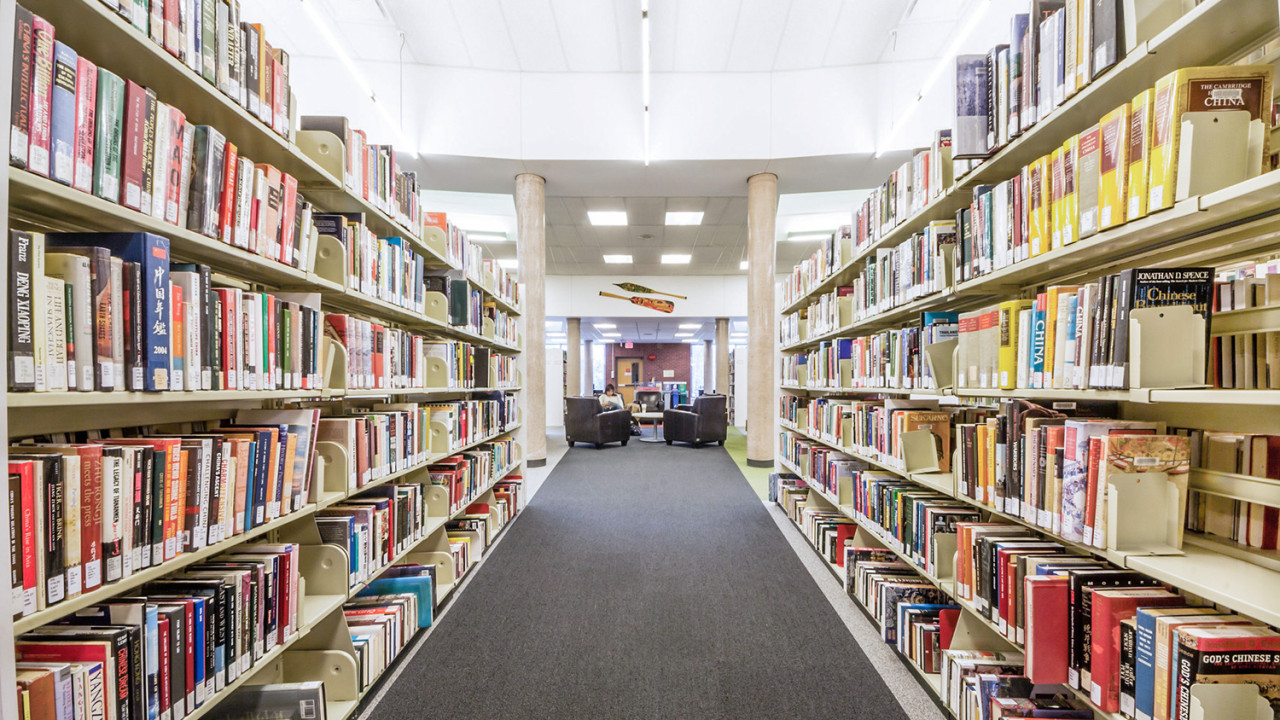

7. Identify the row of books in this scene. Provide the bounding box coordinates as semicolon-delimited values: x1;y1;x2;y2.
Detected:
453;229;521;310
346;586;428;694
956;267;1213;391
1212;265;1280;390
323;316;516;392
14;543;303;720
8;407;319;616
92;0;297;139
780;220;956;346
11;11;315;270
8;231;330;393
319;211;433;316
955;64;1272;283
1183;428;1280;551
300;116;423;235
777;130;954;309
954;0;1136;160
774;474;1094;718
782;313;958;392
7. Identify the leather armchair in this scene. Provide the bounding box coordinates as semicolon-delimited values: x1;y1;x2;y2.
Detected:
634;389;664;412
663;394;728;447
564;396;631;448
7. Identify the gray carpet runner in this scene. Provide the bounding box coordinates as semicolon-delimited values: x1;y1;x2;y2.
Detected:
366;439;913;720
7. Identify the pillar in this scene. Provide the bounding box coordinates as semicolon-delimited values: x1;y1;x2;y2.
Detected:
516;173;547;466
715;318;729;396
746;173;777;467
703;339;712;395
566;318;581;398
584;339;595;395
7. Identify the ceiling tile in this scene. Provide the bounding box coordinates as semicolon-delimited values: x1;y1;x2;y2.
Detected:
725;0;791;72
550;0;623;72
773;0;842;71
624;197;667;225
500;0;570;72
671;0;740;72
448;0;520;70
385;0;472;66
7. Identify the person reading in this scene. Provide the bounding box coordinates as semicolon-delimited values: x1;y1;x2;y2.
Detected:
600;384;642;434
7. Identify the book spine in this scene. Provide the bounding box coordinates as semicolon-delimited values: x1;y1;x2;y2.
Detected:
218;143;239;244
9;231;36;390
10;5;33;168
44;463;66;604
165;109;186;226
72;57;97;194
50;42;77;185
28;15;55;177
92;70;124;203
120;80;147;211
139;89;158;216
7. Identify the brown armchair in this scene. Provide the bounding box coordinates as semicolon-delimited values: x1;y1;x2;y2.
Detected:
564;396;631;448
663;394;728;447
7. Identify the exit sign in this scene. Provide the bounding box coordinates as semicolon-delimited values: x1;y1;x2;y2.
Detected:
624;342;634;349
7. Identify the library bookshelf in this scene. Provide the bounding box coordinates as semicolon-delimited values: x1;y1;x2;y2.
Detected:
0;0;527;718
775;1;1280;718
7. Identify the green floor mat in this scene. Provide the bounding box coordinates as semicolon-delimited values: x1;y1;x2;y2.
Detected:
724;426;771;500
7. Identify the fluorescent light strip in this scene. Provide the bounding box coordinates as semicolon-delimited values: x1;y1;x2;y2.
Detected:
602;332;622;338
641;0;651;166
876;0;992;157
785;232;832;242
301;0;413;153
661;254;691;264
594;323;616;329
603;254;633;264
467;231;509;242
674;332;694;338
678;323;701;329
665;211;703;226
682;339;699;343
588;211;628;226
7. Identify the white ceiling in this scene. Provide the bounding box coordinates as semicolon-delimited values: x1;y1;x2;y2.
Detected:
256;0;969;73
546;316;749;343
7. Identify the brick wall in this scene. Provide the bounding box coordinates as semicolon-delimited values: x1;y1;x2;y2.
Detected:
605;343;691;387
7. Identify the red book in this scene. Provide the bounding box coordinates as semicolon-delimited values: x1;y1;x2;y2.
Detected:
356;129;370;198
1024;575;1070;684
1089;587;1184;711
27;14;55;177
73;444;103;592
96;437;183;562
271;51;285;136
832;523;858;567
1083;436;1104;544
120;80;148;210
171;281;184;391
354;417;369;487
10;460;37;616
1249;435;1280;550
939;608;961;650
372;323;384;388
164;106;185;226
279;173;298;264
72;56;97;194
162;0;180;57
218;143;239;244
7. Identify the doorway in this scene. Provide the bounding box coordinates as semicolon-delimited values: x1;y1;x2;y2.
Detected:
616;357;641;403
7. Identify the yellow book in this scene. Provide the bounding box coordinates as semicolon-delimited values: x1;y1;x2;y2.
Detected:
1147;65;1274;213
1098;103;1131;230
1041;285;1081;389
1028;157;1046;257
1127;89;1154;221
976;422;989;503
1050;147;1064;249
998;299;1035;389
985;417;999;505
1061;135;1079;245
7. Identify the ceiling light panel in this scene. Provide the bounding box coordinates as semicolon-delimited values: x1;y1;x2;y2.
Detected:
674;332;693;337
678;323;701;329
603;254;633;264
588;211;628;226
661;254;692;264
665;211;704;225
594;323;616;329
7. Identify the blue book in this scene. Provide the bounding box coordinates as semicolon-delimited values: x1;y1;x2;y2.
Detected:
835;337;852;360
47;233;171;391
1031;302;1047;386
50;41;77;186
1134;607;1216;720
922;311;959;326
189;597;206;705
360;576;434;628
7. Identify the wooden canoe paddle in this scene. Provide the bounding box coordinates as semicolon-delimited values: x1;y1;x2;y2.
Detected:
613;282;687;300
599;291;675;313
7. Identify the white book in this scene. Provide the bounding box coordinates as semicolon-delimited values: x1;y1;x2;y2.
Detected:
32;232;46;392
176;116;195;227
119;448;135;577
46;254;95;393
151;103;171;222
1017;308;1032;388
235;156;254;250
60;455;81;597
171;272;203;391
44;277;68;392
1052;292;1074;388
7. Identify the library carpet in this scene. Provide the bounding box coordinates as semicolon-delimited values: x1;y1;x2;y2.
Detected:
367;439;913;720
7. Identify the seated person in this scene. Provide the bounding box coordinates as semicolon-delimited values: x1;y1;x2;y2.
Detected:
600;384;642;434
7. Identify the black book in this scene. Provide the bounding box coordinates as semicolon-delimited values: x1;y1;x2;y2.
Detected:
1065;568;1159;690
211;293;224;391
26;625;134;720
148;446;166;569
11;5;33;168
154;604;188;717
64;608;147;720
35;454;66;606
242;22;260;118
1119;617;1138;715
123;261;142;391
9;230;35;390
1091;0;1124;80
135;446;154;570
148;579;227;694
8;470;21;618
1117;267;1214;388
124;446;146;572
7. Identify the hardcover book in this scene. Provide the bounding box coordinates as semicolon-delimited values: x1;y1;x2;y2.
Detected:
28;13;55;177
49;42;77;186
11;5;34;168
1097;103;1130;231
955;54;990;159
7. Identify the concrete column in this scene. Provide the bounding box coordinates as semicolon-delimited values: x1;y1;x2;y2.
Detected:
566;318;581;398
516;173;547;466
584;339;595;395
746;173;777;466
715;318;730;395
703;339;712;395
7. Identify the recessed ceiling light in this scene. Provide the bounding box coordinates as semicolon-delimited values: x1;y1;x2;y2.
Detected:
468;231;509;242
594;323;616;329
682;338;699;343
784;231;831;242
739;260;748;270
588;211;628;226
665;211;703;226
496;258;517;269
544;320;561;330
603;254;633;264
678;323;700;329
675;332;694;337
661;254;691;264
601;332;621;338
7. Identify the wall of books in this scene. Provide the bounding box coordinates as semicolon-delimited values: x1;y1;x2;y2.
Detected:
776;2;1280;719
0;1;528;719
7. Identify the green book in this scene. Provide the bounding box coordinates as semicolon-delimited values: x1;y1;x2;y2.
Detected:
131;0;149;34
448;278;469;327
93;68;125;203
202;0;217;84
